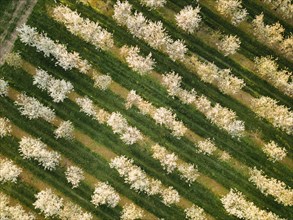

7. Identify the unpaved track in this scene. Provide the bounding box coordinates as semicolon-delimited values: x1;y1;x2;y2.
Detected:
0;0;38;65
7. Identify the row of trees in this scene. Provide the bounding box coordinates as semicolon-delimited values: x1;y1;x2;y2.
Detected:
249;167;293;206
252;14;292;59
17;24;91;74
263;141;287;162
0;193;35;220
113;1;187;61
221;189;284;220
0;78;8;97
53;5;114;50
126;90;187;138
33;68;74;103
15;93;56;122
120;45;155;75
76;96;143;145
184;205;207;220
18;137;61;171
0;117;12;138
216;0;248;25
34;188;92;219
0;158;22;184
139;0;166;9
261;0;293;19
65;165;84;188
254;56;292;97
91;182;120;208
251;96;293;135
152;144;200;184
109;155;180;206
162;72;245;137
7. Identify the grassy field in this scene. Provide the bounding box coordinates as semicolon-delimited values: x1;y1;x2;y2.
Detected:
0;0;292;219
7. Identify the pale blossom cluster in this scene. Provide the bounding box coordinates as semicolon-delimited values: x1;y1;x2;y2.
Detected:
161;72;197;104
0;78;8;97
19;137;60;171
92;73;112;90
151;144;199;184
120;45;155;75
139;0;166;9
113;1;187;61
54;120;75;140
175;6;202;34
17;24;91;73
107;112;143;145
254;56;292;97
33;188;64;218
120;203;144;220
249;167;293;206
260;0;293;19
34;189;92;219
221;189;285;220
126;90;187;138
252;14;286;50
197;139;217;155
216;0;248;25
0;193;35;220
33;68;74;103
0;159;22;184
65;165;85;188
0;117;12;138
184;205;207;220
53;5;114;50
14;93;56;122
216;35;241;56
76;96;96;118
195;95;245;137
196;63;245;94
110;155;180;206
251;96;293;134
4;52;22;68
263;141;287;162
91;182;120;208
59;201;92;220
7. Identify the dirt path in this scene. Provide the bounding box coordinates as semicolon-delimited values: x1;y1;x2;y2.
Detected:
0;0;38;65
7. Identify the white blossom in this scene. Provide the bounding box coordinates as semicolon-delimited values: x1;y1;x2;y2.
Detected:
59;201;92;220
177;163;199;185
251;96;293;134
263;141;287;162
0;79;9;97
76;97;96;117
4;52;22;68
260;0;293;19
161;186;180;206
92;74;112;90
14;93;56;122
151;144;178;173
0;117;12;138
197;139;217;155
91;182;120;208
0;159;22;184
216;0;248;25
33;189;63;218
139;0;166;9
185;205;207;220
120;203;144;220
217;35;240;56
65;165;84;188
120;45;155;75
249;167;293;206
54;120;74;140
19;137;60;170
53;5;113;50
221;189;285;220
175;6;201;34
